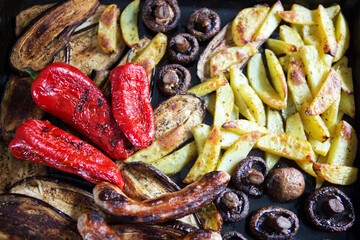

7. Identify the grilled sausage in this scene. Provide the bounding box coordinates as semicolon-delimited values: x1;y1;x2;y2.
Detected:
94;171;230;224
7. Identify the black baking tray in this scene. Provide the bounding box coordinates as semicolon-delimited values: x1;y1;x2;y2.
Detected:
1;0;360;239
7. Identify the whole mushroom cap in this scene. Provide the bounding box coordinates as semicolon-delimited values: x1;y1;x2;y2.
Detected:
186;8;221;41
265;167;305;202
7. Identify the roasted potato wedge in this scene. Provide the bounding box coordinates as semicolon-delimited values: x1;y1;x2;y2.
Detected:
197;203;223;231
313;163;357;185
222;120;269;135
338;67;353;94
247;53;286;110
214;83;234;127
322;91;341;135
265;107;284;169
231;4;270;47
184;126;221;184
124;125;185;164
98;4;120;53
187;74;228;97
265;49;287;100
308;137;331;156
266;38;297;56
317;4;338;56
334;12;350;62
120;0;140;49
150;142;197;175
326;120;357;166
256;132;316;162
281;95;297;120
306;68;341;116
210;45;258;77
133;32;167;77
339;91;355;119
216;131;263;174
279;24;304;47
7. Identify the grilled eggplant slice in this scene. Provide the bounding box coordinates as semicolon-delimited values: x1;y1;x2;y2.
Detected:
0;75;44;141
121;162;201;227
0;142;47;193
0;193;81;239
154;93;205;142
9;176;103;220
10;0;100;72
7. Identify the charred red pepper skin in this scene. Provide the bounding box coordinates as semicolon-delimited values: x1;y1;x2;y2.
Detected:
110;63;154;149
31;62;133;160
9;119;123;188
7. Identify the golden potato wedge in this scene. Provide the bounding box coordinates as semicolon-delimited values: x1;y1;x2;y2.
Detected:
149;141;197;175
278;51;304;73
120;0;140;49
306;68;341;116
197;203;222;231
279;25;304;47
281;94;297;120
278;4;340;25
125;125;185;164
187;74;228;97
256;132;316;162
203;93;216;115
337;67;353;94
308;137;331;156
302;24;321;47
247;53;286;110
287;60;313;111
317;4;338;56
313;163;358;185
210;45;258;77
230;69;256;122
265;49;288;100
222;120;269;135
133;32;167;76
216;131;263;174
184;126;221;183
98;4;120;53
334;12;350;62
220;130;242;149
326;120;357;166
321;90;341;135
231;4;270;47
300;101;330;142
265;107;284;169
333;56;348;70
285;112;306;140
230;104;240;120
252;1;284;42
266;38;297;56
299;45;332;95
339;91;355;119
214;83;234;127
235;84;266;125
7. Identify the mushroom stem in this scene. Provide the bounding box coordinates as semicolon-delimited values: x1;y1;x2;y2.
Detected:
174;35;190;53
265;215;291;234
246;170;264;185
154;3;174;25
323;198;345;216
162;70;179;85
195;11;211;31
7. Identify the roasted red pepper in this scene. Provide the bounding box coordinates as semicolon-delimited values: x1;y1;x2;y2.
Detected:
9;119;123;188
110;63;154;149
31;62;133;160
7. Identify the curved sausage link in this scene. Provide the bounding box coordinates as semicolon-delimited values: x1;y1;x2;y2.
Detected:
94;171;230;224
174;230;223;240
77;211;122;240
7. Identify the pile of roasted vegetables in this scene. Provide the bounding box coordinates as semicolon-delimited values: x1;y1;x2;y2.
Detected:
0;0;358;239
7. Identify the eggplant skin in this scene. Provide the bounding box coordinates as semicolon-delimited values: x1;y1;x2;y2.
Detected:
0;142;47;193
9;176;103;220
154;93;205;141
10;0;99;72
0;193;81;240
0;75;44;142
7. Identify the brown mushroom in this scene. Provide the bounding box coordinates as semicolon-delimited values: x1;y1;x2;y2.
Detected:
232;156;268;197
304;186;355;232
186;8;220;41
222;231;248;240
168;33;199;64
142;0;181;33
214;188;249;223
265;167;305;202
250;206;299;240
157;64;191;96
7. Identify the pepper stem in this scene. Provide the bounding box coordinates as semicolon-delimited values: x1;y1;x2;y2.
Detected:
24;67;39;80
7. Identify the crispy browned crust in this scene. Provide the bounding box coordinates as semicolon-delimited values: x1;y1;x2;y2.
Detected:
94;171;230;224
0;193;81;239
77;211;121;240
10;0;100;72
